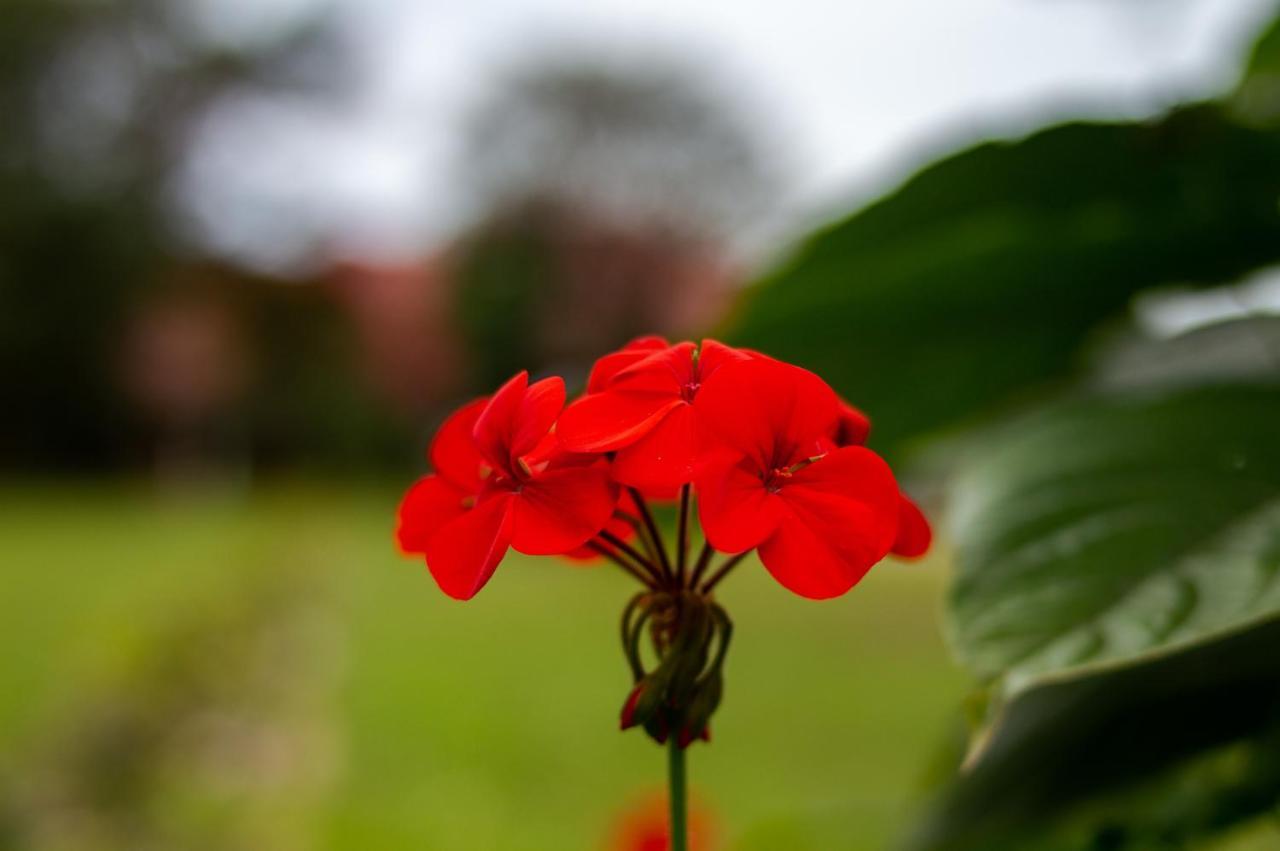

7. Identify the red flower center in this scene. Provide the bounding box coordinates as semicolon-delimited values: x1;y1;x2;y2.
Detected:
764;466;792;493
763;454;823;493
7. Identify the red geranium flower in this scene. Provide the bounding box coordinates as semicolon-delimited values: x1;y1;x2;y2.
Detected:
396;336;937;851
397;371;617;599
556;337;752;492
695;358;901;599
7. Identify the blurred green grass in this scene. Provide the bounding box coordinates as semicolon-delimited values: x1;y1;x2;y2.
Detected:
0;483;967;850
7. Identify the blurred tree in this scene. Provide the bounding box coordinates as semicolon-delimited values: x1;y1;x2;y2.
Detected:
462;58;776;244
452;58;779;390
0;0;407;474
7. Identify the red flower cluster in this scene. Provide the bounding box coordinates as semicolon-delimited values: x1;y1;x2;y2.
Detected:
397;337;929;601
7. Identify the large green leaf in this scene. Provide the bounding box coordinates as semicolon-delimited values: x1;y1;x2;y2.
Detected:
901;616;1280;851
948;383;1280;699
1235;9;1280;126
727;106;1280;457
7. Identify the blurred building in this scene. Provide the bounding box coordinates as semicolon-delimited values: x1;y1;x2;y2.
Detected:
327;257;464;419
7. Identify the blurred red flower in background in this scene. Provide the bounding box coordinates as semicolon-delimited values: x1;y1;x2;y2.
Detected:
606;791;718;851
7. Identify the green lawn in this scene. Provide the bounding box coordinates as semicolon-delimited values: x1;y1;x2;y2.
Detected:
0;483;966;849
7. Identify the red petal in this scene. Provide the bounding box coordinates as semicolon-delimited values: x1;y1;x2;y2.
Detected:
473;372;566;470
757;510;865;600
557;392;683;453
510;464;619;555
609;341;697;395
587;336;670;393
521;429;562;469
759;447;899;599
563;489;640;560
787;446;899;540
588;351;651;394
423;492;515;600
892;494;932;558
429;398;488;490
396;475;470;554
630;481;681;501
624;335;672;351
696;358;838;470
473;371;528;471
516;376;567;456
619;681;645;729
610;402;700;490
696;338;752;383
696;452;785;553
540;445;612;471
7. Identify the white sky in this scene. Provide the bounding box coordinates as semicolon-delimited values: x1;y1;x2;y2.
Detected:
174;0;1280;274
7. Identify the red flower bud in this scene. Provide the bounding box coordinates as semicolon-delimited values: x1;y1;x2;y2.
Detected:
832;398;872;447
620;681;646;730
607;790;718;851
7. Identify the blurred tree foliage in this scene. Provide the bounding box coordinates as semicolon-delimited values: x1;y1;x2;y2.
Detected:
0;0;411;474
0;0;155;470
453;59;776;390
728;7;1280;850
461;58;776;243
454;209;557;390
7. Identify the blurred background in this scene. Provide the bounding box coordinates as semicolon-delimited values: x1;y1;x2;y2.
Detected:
3;0;1280;848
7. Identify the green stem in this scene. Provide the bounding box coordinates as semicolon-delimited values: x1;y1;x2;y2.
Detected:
688;542;715;589
667;736;688;851
676;484;691;587
587;541;655;589
597;530;664;587
629;488;674;585
700;551;749;595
